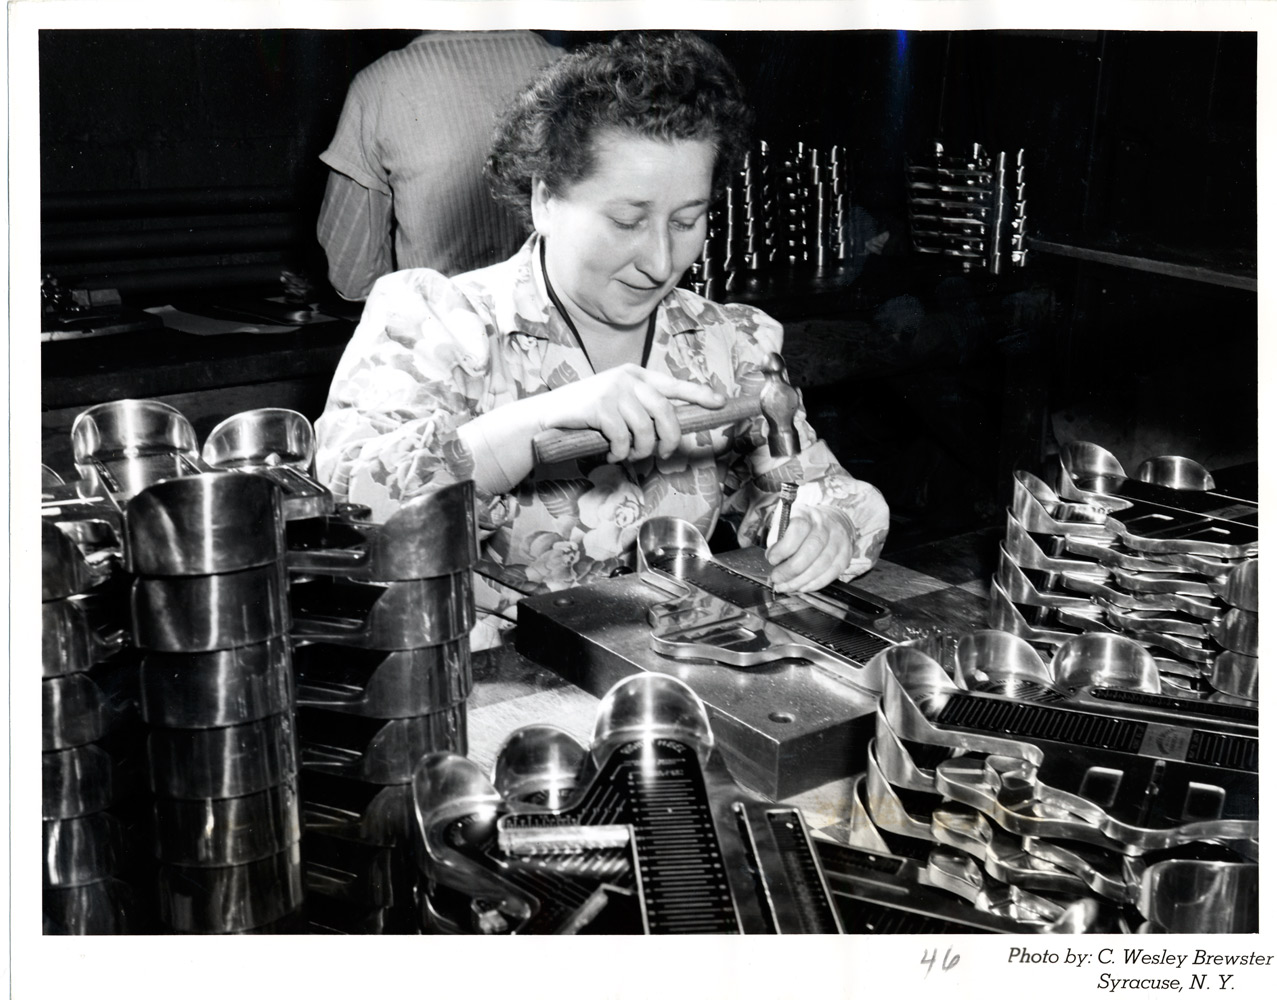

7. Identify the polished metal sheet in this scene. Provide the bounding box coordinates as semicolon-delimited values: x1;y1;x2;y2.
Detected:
43;878;140;935
42;519;120;601
1004;514;1109;580
1062;570;1224;619
299;771;414;847
226;465;334;520
1108;566;1217;598
875;645;1260;850
996;547;1095;611
862;737;943;842
139;638;294;729
1022;837;1144;904
202;407;315;470
1057;444;1256;524
43;745;115;820
42;597;127;677
1050;633;1161;695
1212;607;1258;656
154;782;301;867
1139;858;1258;933
131;563;289;653
1210;557;1258;612
41;480;125;533
298;704;467;784
1064;533;1246;576
1014;471;1257;558
72;398;199;463
125;472;285;576
157;842;304;933
988;578;1108;647
1107;504;1258;558
920;845;1093;927
43;812;123;887
1134;455;1216;491
646;592;882;692
492;726;588;808
988;579;1217;673
818;804;1104;934
292;640;472;718
1012;471;1113;539
868;722;1139;906
71;399;209;501
286;480;477;581
201;409;332;520
289;573;474;650
872;709;957;793
516;573;880;799
301;831;399;908
147;712;297;800
930;803;1092;898
998;544;1223;620
952;628;1055;698
42;658;138;751
1211;651;1258;702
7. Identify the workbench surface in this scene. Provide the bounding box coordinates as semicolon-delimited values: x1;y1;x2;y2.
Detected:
465;526;1001;841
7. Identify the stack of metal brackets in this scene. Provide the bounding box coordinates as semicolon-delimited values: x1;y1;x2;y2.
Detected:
128;472;304;933
41;401;335;934
907;141;1027;275
992;442;1257;704
285;479;478;933
44;401;334;527
42;514;146;934
685;139;857;301
856;631;1258;934
411;672;849;934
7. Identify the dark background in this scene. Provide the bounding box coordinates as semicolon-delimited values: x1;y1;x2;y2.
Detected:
39;29;1258;548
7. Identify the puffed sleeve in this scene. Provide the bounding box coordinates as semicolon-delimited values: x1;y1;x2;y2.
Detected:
718;305;890;579
314;269;498;526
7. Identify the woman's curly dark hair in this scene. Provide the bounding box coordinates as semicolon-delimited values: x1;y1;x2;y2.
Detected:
486;32;753;226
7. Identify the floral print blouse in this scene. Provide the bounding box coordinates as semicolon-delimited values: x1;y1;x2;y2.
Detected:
315;236;889;645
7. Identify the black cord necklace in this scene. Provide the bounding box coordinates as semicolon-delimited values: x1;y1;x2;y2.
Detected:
540;238;657;374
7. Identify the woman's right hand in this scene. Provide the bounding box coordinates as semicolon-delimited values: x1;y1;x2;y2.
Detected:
534;364;726;462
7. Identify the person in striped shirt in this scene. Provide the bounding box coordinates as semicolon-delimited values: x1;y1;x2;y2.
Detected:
317;30;563;300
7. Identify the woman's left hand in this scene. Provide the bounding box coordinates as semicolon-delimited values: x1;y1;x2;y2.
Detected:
765;505;855;593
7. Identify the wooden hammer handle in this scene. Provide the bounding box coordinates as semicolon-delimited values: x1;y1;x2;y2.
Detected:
531;394;763;465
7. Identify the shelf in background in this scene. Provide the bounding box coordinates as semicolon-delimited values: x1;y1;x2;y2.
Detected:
41;319;355;410
1027;235;1256;292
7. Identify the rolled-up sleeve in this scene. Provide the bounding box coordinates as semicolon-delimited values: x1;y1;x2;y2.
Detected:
317;69;395;300
719;309;890;579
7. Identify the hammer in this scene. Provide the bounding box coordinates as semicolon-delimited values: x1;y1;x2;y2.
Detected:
530;353;800;465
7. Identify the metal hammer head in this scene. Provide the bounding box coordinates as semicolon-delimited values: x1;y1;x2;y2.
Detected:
758;353;800;458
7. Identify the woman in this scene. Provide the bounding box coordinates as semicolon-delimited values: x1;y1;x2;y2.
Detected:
316;32;889;647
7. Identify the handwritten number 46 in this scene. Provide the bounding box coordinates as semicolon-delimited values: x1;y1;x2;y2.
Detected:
921;948;960;977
